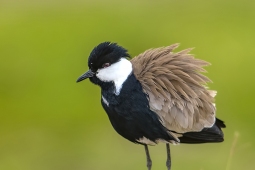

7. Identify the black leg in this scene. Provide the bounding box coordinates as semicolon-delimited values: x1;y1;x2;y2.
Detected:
166;143;171;170
144;145;152;170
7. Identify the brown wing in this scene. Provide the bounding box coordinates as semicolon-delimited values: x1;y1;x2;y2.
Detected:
131;44;216;134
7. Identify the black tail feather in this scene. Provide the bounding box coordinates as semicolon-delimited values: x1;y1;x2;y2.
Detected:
215;118;226;128
179;118;226;144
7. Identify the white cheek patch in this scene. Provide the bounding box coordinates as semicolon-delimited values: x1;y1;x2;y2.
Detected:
96;58;133;95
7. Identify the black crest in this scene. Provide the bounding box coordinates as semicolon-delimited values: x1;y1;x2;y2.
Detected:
88;42;130;72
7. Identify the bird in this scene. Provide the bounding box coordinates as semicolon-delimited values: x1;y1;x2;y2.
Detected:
76;42;226;170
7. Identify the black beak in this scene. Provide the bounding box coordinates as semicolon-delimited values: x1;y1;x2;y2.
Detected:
76;69;95;83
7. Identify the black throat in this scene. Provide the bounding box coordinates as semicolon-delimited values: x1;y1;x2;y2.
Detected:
100;73;139;106
96;73;176;144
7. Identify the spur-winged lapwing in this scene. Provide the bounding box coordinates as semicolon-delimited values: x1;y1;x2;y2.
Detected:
77;42;226;170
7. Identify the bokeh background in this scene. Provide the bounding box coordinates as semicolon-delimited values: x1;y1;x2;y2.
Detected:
1;0;255;170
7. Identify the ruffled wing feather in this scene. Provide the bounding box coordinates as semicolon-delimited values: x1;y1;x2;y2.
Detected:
131;44;216;134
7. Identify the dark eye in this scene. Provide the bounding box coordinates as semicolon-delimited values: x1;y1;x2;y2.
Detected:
102;63;111;68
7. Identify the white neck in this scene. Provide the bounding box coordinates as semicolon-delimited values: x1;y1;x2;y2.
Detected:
96;58;133;95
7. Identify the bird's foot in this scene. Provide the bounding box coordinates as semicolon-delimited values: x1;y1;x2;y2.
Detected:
147;159;152;170
166;159;171;170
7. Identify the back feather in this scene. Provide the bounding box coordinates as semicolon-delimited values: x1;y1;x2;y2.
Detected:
131;44;217;136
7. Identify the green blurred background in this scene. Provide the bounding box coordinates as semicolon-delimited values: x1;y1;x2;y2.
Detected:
1;0;255;170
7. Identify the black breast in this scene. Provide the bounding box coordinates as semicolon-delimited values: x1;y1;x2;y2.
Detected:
100;73;176;144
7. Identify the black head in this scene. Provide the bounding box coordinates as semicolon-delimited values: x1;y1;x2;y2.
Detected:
88;42;130;72
77;42;130;83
